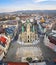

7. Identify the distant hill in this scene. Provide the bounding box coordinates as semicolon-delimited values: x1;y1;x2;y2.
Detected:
13;10;56;14
0;10;56;16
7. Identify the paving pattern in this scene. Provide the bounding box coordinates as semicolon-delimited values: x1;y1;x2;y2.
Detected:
3;22;56;62
3;35;56;62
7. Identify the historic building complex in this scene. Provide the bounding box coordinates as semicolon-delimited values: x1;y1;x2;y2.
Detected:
19;19;38;43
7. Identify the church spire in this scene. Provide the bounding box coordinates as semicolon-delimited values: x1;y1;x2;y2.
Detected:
22;25;24;32
32;25;35;32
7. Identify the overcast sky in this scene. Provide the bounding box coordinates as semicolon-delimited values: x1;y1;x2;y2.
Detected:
0;0;56;13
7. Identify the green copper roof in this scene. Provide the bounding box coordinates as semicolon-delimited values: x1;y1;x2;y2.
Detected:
22;25;24;32
32;26;35;32
26;19;30;24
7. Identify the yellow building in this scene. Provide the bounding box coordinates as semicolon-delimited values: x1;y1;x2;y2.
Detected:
19;19;37;43
40;17;45;23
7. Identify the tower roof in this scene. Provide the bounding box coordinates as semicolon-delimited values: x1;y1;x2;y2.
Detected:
22;25;24;32
32;25;35;32
26;19;30;24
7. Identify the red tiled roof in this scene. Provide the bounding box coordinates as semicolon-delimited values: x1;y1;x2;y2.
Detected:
0;36;7;44
8;62;29;65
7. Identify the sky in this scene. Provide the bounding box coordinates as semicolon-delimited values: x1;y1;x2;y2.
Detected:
0;0;56;13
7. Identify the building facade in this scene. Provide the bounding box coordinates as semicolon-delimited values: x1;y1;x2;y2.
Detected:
19;19;38;43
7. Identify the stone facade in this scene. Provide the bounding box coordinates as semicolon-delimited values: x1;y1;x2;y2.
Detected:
19;19;38;43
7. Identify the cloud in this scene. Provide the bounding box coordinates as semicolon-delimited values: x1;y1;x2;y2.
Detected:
33;0;56;2
33;0;47;2
0;4;37;13
0;3;56;13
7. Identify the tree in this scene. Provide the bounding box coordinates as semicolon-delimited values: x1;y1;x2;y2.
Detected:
26;57;32;62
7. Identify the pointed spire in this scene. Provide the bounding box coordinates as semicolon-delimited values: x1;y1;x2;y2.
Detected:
32;25;35;32
22;25;24;32
26;19;30;24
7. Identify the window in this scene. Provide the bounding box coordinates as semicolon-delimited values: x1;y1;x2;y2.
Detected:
28;36;29;38
28;40;29;42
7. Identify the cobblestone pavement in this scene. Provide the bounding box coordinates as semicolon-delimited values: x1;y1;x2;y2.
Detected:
3;35;56;62
3;22;56;62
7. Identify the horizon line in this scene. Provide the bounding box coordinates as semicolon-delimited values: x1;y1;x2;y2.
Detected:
0;9;56;13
